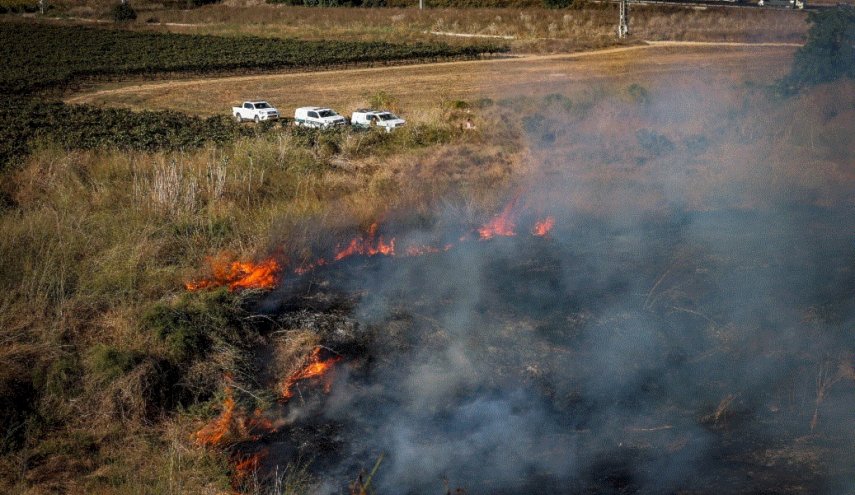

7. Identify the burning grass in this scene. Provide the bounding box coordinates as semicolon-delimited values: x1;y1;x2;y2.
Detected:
3;56;855;494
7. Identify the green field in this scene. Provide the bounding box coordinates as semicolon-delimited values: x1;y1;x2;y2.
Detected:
0;21;507;94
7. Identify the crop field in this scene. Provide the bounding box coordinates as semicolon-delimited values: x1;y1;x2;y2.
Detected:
0;21;505;94
1;5;855;495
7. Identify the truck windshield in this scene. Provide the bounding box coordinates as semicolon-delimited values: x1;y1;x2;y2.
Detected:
318;110;338;118
378;113;397;121
255;103;270;109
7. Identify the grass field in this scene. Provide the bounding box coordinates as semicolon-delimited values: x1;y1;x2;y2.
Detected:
40;3;810;53
67;43;798;117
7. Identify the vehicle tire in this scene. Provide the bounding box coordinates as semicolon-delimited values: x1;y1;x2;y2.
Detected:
254;116;260;123
234;114;242;123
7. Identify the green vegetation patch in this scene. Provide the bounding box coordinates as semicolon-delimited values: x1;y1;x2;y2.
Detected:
0;99;253;169
781;6;855;91
0;21;508;95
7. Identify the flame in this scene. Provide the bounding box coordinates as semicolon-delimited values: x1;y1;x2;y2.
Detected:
478;198;518;240
281;347;342;400
334;223;396;261
233;448;268;483
532;216;555;237
186;257;280;292
195;387;237;447
294;258;327;275
194;378;277;448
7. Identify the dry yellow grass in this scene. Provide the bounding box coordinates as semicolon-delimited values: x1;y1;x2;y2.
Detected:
67;43;797;117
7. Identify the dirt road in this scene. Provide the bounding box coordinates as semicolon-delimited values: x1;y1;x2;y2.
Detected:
66;42;797;116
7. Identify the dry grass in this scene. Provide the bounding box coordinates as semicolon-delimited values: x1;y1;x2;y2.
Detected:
43;3;808;52
5;36;855;493
67;44;797;117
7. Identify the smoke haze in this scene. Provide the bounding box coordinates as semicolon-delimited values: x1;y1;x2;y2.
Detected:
261;69;855;494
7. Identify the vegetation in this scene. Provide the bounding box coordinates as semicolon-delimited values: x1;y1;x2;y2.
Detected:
111;1;137;20
0;0;37;13
0;99;255;169
782;6;855;91
0;21;507;95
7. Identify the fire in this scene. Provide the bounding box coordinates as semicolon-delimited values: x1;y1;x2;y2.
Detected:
195;387;237;447
478;198;518;240
233;448;268;483
294;258;327;275
334;223;396;261
281;347;342;400
532;216;555;237
186;257;280;292
194;379;277;448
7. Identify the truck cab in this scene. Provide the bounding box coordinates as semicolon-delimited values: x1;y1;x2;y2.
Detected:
232;101;280;122
294;107;348;128
351;109;406;132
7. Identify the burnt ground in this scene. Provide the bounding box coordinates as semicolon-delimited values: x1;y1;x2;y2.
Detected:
244;205;855;494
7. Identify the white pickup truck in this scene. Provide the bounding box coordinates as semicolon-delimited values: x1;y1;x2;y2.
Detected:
294;107;348;129
232;101;280;123
351;109;406;132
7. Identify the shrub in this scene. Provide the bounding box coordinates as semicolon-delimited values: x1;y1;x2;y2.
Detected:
543;0;572;8
543;93;573;112
112;2;137;22
636;128;674;156
684;134;710;154
781;6;855;91
627;83;650;105
368;90;399;111
89;345;143;381
143;289;249;363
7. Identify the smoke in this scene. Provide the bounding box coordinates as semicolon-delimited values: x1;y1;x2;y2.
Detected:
259;67;855;494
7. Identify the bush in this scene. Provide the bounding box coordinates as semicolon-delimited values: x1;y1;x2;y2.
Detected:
112;2;137;22
0;99;253;170
627;83;650;105
781;6;855;91
543;0;571;8
636;129;674;156
143;289;250;363
543;93;573;112
89;345;143;381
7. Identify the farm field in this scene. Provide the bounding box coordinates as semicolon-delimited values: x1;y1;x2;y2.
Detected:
68;42;797;115
2;5;855;495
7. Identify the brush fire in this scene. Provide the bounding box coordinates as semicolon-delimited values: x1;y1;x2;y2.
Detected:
186;257;280;292
185;198;556;294
280;347;342;401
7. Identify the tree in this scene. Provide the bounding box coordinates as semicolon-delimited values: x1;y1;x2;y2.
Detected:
112;2;137;21
782;6;855;91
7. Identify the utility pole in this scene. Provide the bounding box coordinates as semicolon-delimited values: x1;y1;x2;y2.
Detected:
618;0;629;39
419;0;423;9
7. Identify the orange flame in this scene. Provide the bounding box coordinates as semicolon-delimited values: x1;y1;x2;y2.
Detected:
334;223;396;261
233;448;268;483
195;387;237;447
478;198;518;240
281;347;342;400
532;216;555;237
186;258;280;292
